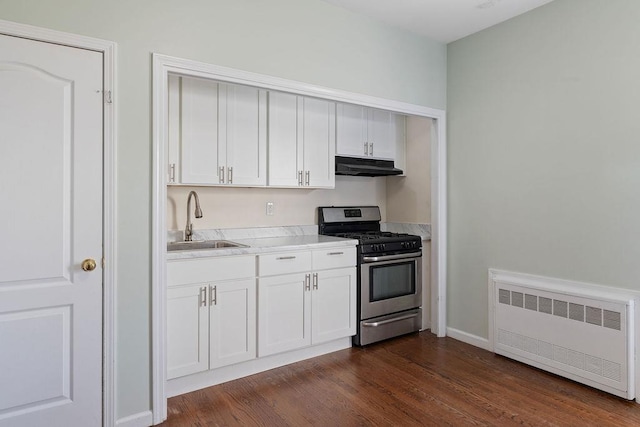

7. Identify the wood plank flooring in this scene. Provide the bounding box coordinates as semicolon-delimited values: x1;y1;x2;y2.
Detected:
162;332;640;426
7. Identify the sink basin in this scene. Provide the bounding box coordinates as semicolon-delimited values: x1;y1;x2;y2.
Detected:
167;240;248;252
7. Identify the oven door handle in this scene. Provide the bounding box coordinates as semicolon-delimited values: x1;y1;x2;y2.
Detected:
362;251;422;263
362;310;421;327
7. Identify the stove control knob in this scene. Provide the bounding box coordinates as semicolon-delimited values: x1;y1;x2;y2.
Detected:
382;244;386;251
401;242;407;249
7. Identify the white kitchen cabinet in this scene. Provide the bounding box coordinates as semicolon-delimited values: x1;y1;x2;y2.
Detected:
167;75;267;186
167;256;256;379
167;284;209;379
311;267;357;344
268;91;335;188
257;272;311;356
209;278;256;369
257;247;356;357
336;103;404;161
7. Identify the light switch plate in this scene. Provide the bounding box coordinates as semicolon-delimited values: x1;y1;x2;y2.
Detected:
266;202;274;216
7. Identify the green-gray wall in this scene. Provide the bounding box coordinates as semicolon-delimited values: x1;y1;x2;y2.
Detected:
0;0;445;420
447;0;640;339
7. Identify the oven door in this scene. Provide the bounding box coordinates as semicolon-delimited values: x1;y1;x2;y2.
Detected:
360;252;422;320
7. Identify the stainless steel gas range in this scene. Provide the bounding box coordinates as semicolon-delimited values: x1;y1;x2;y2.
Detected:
318;206;422;346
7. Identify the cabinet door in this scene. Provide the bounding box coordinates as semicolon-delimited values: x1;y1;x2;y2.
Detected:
268;91;302;187
167;74;181;184
209;278;257;369
302;97;335;188
167;285;209;379
336;103;367;157
223;84;267;186
258;273;311;356
367;109;396;160
312;267;357;345
180;77;222;184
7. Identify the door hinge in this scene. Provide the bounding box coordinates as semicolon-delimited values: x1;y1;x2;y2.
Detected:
104;90;113;104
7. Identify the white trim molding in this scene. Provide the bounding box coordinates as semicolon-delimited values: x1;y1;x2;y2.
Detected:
0;19;117;427
115;411;153;427
446;327;491;351
151;53;447;423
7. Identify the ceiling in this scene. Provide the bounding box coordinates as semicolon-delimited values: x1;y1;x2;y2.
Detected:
321;0;555;44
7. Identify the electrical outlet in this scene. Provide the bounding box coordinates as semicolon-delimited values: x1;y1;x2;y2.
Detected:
266;202;274;216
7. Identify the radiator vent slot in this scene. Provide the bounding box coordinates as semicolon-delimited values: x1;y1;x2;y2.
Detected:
491;270;635;400
539;297;552;314
553;299;568;318
569;303;585;322
604;310;621;331
525;294;537;311
511;292;523;308
586;306;602;326
499;289;510;305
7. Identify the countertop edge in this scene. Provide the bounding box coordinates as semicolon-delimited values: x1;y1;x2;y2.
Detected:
166;237;359;260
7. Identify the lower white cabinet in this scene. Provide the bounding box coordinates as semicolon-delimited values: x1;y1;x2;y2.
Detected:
167;284;209;379
167;247;356;383
257;247;357;357
167;256;256;379
209;278;256;369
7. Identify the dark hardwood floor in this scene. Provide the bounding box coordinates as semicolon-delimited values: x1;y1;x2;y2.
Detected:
162;332;640;426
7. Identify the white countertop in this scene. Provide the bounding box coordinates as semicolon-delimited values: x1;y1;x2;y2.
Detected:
166;234;358;260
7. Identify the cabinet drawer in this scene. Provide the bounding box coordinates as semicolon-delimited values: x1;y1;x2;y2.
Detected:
258;251;312;276
312;246;356;271
168;255;255;285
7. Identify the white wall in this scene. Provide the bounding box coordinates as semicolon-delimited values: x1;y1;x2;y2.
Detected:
168;176;387;230
0;0;446;420
387;116;432;224
447;0;640;338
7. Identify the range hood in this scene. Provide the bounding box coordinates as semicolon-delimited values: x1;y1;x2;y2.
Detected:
335;156;403;177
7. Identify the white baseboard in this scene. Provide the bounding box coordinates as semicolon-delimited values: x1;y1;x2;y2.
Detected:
167;337;352;398
446;327;491;351
116;410;153;427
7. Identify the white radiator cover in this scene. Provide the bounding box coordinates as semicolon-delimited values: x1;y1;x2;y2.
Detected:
489;269;637;400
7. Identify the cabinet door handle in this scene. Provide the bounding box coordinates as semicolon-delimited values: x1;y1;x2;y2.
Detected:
199;286;207;307
228;166;233;184
327;252;344;256
276;256;296;260
305;171;310;186
364;142;369;156
305;274;311;291
369;143;373;156
169;163;175;183
219;166;225;184
312;273;318;290
298;170;303;186
210;285;217;305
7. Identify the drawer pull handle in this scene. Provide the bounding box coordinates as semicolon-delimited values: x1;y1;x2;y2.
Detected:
327;252;344;256
276;256;296;260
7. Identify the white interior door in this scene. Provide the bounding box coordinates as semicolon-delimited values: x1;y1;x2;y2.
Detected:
0;35;103;427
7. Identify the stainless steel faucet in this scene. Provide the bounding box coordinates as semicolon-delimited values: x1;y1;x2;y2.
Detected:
185;190;203;241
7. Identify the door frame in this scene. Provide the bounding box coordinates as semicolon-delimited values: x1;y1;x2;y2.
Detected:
0;19;117;427
151;53;447;424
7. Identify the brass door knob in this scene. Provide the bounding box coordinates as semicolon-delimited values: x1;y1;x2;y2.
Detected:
82;258;97;271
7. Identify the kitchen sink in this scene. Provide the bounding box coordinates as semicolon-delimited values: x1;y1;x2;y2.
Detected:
167;240;248;252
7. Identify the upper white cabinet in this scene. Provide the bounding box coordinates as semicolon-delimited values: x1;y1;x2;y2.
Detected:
336;103;404;161
268;91;335;188
167;75;267;186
